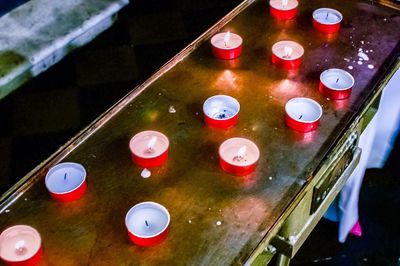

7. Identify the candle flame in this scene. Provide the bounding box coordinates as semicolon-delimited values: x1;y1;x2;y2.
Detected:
233;145;247;163
284;46;293;58
224;31;231;47
15;240;26;255
282;0;288;7
147;136;157;150
237;145;247;158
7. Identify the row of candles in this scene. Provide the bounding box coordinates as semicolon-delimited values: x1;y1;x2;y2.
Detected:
0;1;352;265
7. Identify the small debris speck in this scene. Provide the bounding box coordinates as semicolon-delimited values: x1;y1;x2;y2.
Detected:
195;112;199;115
269;95;273;98
357;61;363;65
269;176;273;180
326;98;331;101
5;209;10;213
348;66;354;70
208;207;212;211
219;209;222;212
361;40;364;44
368;64;375;69
158;92;162;96
188;219;192;224
168;106;176;113
24;198;28;201
274;127;278;130
216;221;222;226
344;58;350;62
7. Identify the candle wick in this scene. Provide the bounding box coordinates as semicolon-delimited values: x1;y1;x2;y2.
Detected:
299;115;303;120
336;78;339;83
325;12;329;20
145;220;149;228
64;173;67;180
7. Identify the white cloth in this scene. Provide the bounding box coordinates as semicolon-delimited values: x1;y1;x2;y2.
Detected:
325;67;400;242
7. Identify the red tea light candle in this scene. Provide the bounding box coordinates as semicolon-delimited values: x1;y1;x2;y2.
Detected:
272;41;304;69
219;138;260;176
45;162;87;202
129;131;169;168
285;97;322;132
0;225;42;266
125;202;170;247
269;0;298;20
211;32;243;60
203;95;240;129
319;68;355;100
312;8;343;34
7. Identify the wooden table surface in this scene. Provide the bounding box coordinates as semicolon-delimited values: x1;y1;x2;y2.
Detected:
1;0;399;265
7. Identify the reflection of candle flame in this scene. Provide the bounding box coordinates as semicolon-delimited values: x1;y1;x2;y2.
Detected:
224;31;231;47
15;240;26;256
282;0;288;7
284;46;293;58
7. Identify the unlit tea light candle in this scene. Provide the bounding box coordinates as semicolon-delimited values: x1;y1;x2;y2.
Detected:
272;40;304;69
203;95;240;129
211;32;243;60
0;225;42;266
285;97;322;132
45;162;87;202
125;201;170;247
129;131;169;168
313;8;343;33
219;138;260;176
269;0;298;20
319;68;354;100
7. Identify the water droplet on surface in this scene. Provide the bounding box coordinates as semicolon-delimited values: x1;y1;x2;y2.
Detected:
141;168;151;178
368;64;375;69
168;106;176;113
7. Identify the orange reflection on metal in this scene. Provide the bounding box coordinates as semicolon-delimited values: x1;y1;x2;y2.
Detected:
215;70;239;91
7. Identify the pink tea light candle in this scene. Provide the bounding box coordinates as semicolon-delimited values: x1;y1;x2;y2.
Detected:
319;68;355;100
219;138;260;176
0;225;42;266
129;131;169;168
313;8;343;34
203;95;240;129
269;0;298;20
211;32;243;60
125;202;170;247
272;40;304;69
285;97;322;132
45;162;87;202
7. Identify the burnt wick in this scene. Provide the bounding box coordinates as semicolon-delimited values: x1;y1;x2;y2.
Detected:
336;78;340;83
299;115;303;120
325;12;329;20
64;173;67;180
145;220;149;228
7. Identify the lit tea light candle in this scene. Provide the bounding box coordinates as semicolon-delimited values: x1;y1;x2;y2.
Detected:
312;8;343;33
0;225;42;266
129;131;169;168
319;68;355;100
203;95;240;129
272;40;304;69
269;0;298;20
211;32;243;60
125;201;170;247
45;162;87;202
219;138;260;176
285;97;322;132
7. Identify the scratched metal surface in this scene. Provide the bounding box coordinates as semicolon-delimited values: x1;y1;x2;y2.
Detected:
1;0;399;265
